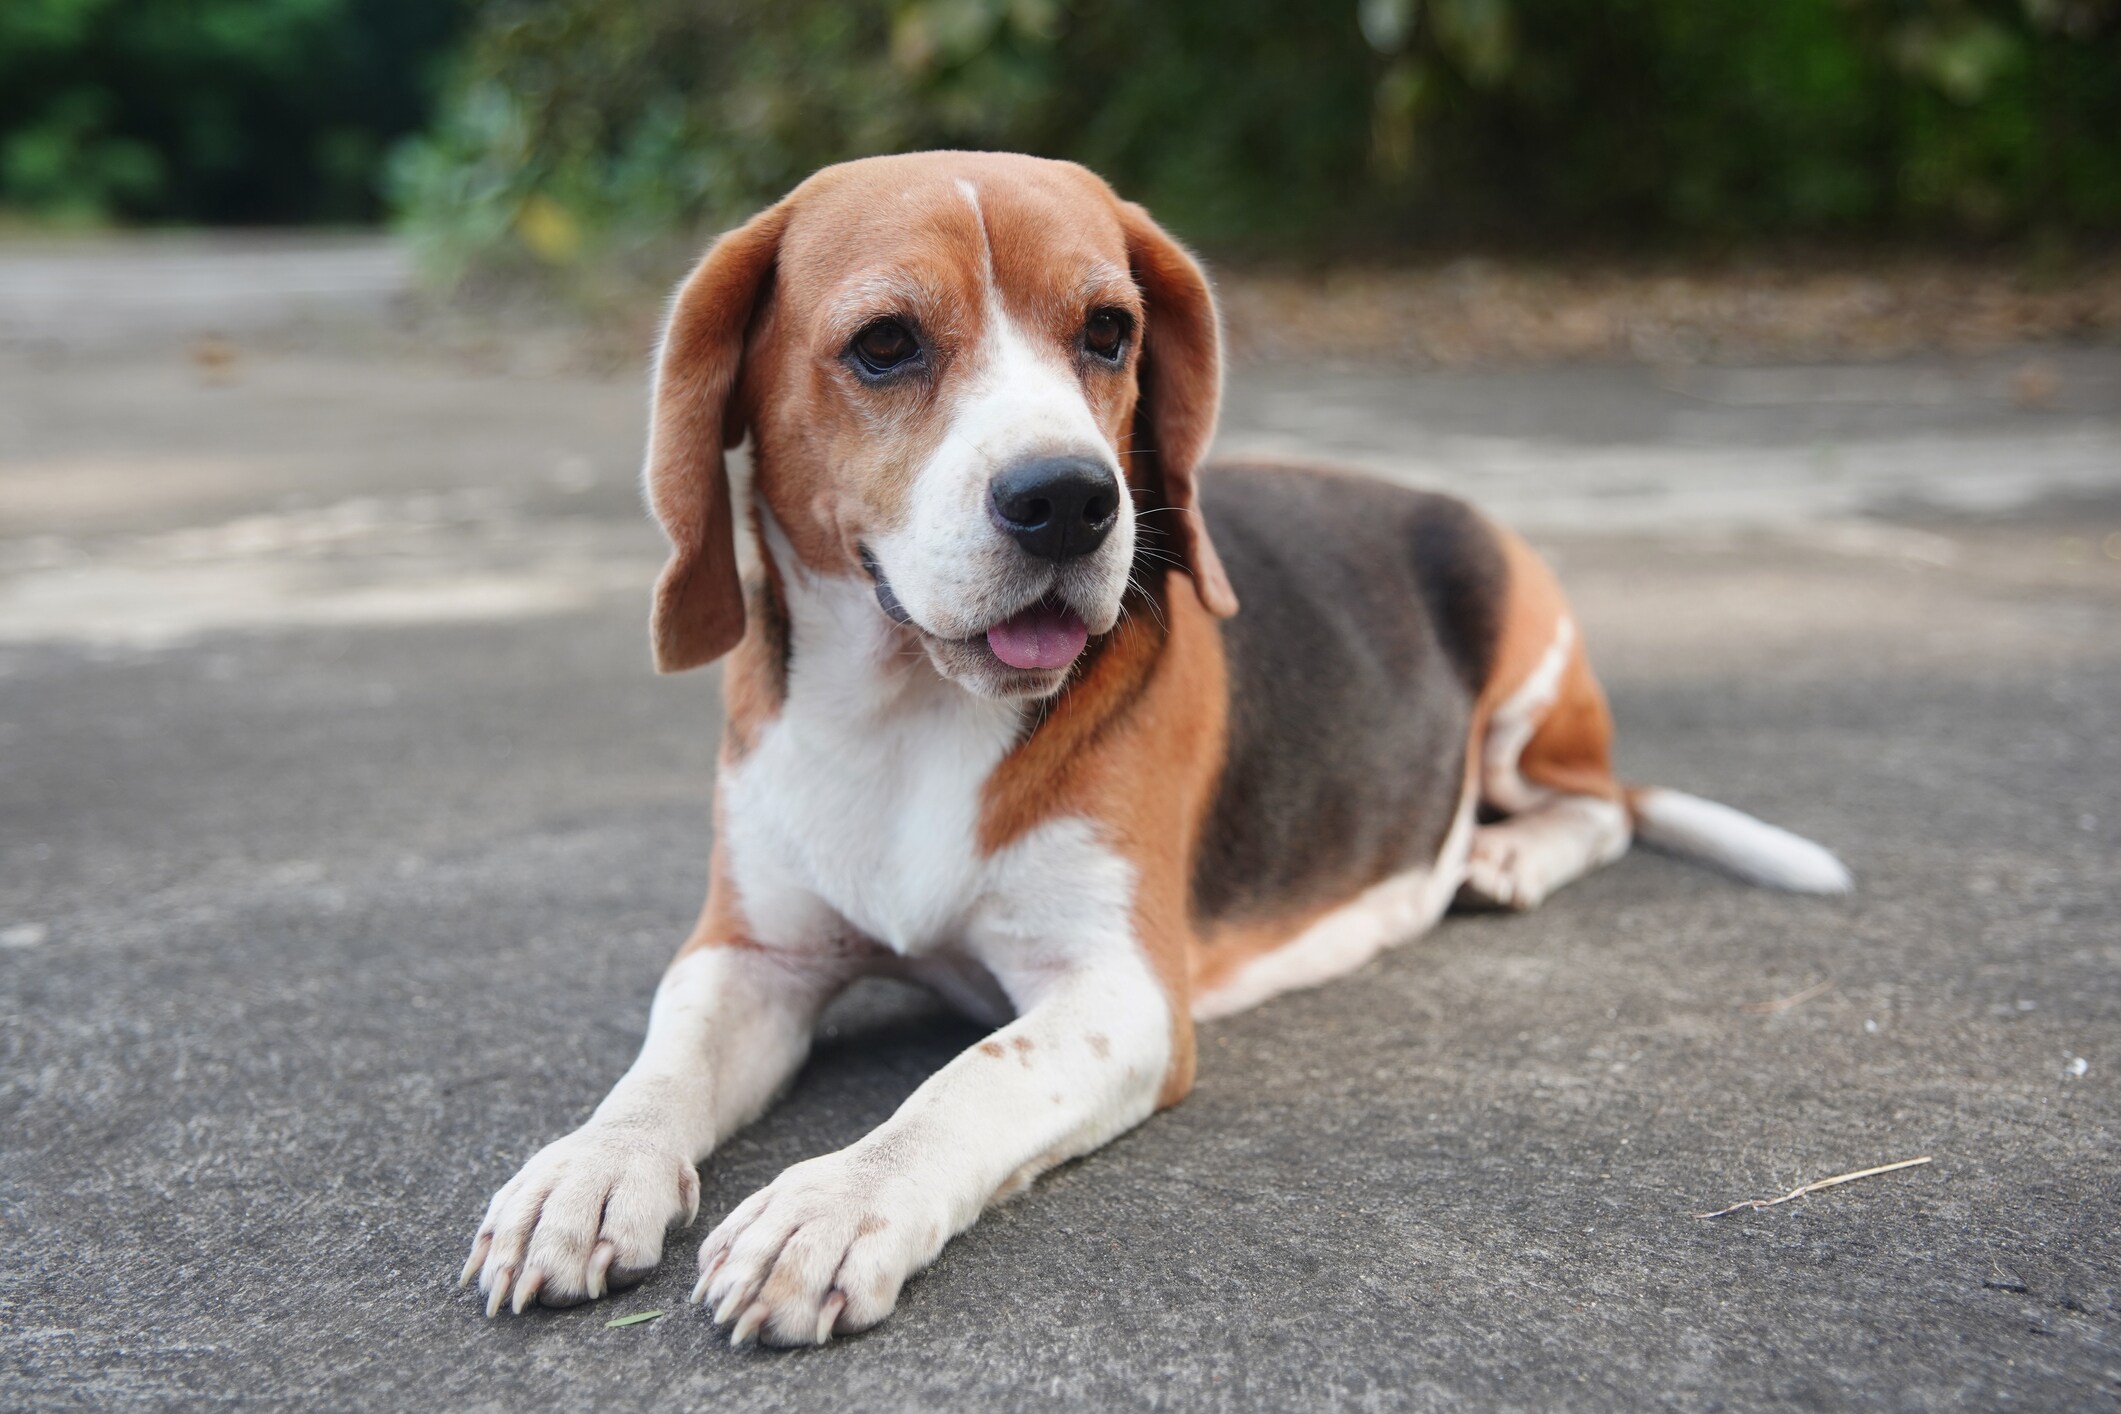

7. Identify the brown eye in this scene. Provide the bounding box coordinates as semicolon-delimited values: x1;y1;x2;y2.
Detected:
851;319;919;377
1084;308;1131;362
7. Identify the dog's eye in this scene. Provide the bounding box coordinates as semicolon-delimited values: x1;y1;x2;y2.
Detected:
1083;308;1131;362
851;319;920;377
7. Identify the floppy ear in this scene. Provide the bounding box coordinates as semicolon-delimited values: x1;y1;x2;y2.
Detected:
1118;201;1238;618
643;203;789;673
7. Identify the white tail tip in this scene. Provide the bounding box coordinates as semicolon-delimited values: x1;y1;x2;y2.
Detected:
1630;788;1853;894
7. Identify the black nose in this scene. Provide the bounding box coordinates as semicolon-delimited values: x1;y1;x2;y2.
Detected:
988;457;1121;562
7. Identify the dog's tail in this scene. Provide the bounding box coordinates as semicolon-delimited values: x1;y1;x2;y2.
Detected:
1625;786;1853;895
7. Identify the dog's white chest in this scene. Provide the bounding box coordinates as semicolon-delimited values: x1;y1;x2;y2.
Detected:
719;628;1021;956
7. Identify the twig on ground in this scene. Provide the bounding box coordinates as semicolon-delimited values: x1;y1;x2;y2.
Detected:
1740;979;1834;1014
1694;1156;1932;1219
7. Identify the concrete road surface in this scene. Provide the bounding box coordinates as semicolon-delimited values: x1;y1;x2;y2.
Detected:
2;240;2117;1409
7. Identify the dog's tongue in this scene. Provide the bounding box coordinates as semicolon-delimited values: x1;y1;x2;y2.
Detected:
986;601;1089;671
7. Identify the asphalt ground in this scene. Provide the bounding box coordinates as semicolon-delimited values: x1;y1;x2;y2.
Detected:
2;244;2117;1409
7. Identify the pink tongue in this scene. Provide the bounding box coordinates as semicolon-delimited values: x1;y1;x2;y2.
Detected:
986;601;1090;671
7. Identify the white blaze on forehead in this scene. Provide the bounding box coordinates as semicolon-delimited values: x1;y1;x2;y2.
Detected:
957;179;997;286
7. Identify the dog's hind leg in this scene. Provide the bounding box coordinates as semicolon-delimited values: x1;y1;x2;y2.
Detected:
1459;529;1630;911
1459;518;1849;908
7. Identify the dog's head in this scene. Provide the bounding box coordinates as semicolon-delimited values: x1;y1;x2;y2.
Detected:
642;151;1237;700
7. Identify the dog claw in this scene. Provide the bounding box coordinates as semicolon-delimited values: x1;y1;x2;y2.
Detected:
816;1290;846;1345
729;1301;767;1348
588;1243;616;1301
485;1268;514;1318
459;1233;490;1288
511;1271;544;1314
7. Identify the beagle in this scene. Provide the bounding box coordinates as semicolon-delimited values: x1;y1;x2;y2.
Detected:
460;152;1850;1344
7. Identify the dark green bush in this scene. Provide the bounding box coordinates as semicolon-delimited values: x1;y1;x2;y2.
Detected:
0;0;465;224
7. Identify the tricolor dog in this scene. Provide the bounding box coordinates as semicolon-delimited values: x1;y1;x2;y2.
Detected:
460;151;1851;1344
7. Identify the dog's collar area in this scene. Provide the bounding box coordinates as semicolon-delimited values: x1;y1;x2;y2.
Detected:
857;545;915;625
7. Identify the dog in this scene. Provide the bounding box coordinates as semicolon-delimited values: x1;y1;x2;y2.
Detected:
459;151;1851;1345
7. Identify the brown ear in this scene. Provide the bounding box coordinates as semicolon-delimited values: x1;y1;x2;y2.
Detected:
643;203;789;672
1118;201;1238;618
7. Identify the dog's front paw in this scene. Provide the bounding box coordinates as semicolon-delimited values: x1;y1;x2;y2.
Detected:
461;1125;699;1316
692;1149;951;1347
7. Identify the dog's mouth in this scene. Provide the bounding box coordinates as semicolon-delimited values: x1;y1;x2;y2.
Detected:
859;547;1093;678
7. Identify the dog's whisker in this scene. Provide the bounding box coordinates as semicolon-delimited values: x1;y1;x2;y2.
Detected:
1121;570;1171;634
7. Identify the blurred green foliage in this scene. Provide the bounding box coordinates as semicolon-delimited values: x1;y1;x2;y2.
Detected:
5;0;2117;255
392;0;2121;269
0;0;464;224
